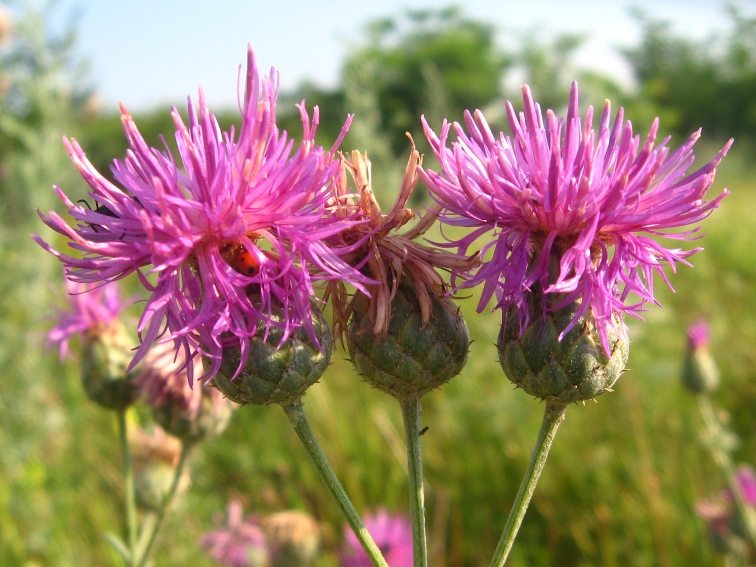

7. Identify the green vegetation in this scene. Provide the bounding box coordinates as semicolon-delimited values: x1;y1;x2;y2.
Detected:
2;4;756;567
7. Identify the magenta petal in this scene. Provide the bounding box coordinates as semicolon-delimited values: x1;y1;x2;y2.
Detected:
419;83;730;352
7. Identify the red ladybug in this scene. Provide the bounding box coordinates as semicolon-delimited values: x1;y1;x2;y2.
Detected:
233;249;260;276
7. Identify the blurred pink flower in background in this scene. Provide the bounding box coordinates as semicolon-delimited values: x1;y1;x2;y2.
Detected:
340;510;413;567
202;500;268;567
46;276;126;361
687;320;711;351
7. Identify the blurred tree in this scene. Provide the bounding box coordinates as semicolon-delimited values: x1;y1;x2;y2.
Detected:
0;0;94;225
510;31;586;112
276;6;510;206
347;6;509;155
624;6;756;143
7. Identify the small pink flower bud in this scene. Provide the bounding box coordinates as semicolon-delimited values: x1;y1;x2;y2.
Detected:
682;321;719;393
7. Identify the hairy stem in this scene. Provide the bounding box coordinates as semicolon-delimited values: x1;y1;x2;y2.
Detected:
698;394;756;547
117;409;137;567
489;402;566;567
283;399;389;567
135;442;193;567
400;396;427;567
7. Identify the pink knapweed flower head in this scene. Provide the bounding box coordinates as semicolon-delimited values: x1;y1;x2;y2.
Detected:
687;320;711;351
420;82;731;352
340;510;412;567
47;276;126;361
202;500;268;567
34;45;369;383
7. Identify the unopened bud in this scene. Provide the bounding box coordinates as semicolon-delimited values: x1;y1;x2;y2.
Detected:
498;286;629;403
682;321;719;393
263;510;320;567
347;279;469;400
139;344;235;443
81;321;138;410
212;301;332;406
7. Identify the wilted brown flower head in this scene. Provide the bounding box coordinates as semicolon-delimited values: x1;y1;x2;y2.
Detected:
262;510;320;567
137;342;236;441
326;140;478;340
129;423;183;469
129;424;191;511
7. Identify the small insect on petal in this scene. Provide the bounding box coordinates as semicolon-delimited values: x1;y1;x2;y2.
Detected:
232;250;260;276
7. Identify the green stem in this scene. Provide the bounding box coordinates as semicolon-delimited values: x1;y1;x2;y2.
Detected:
117;409;138;567
134;442;193;567
489;402;566;567
283;400;389;567
400;396;427;567
697;394;756;547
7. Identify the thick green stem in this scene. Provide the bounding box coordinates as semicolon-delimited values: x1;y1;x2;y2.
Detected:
489;402;566;567
117;409;137;567
134;442;193;567
400;396;427;567
697;394;756;547
283;400;389;567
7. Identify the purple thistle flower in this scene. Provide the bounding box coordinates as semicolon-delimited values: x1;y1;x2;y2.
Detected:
34;46;369;383
202;500;268;567
340;510;413;567
687;320;711;351
420;83;731;353
47;276;126;361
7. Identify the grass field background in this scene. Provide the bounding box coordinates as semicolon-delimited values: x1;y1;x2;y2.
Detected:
1;120;754;567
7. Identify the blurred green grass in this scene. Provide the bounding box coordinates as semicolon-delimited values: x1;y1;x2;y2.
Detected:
1;140;754;567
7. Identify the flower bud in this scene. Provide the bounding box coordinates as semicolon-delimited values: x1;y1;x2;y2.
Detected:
498;286;629;403
682;321;719;393
212;300;332;406
81;321;138;410
139;343;235;443
263;510;320;567
130;425;190;512
347;279;469;400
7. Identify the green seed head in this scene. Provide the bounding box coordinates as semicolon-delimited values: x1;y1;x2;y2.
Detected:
153;385;234;443
81;322;138;410
498;292;629;403
212;302;332;406
347;279;469;400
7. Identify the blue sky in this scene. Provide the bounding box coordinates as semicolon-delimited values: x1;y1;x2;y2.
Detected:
45;0;742;112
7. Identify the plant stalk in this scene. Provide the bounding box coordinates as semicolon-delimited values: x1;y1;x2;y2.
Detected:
697;394;756;547
489;402;566;567
283;399;389;567
117;408;137;567
134;441;193;567
400;396;427;567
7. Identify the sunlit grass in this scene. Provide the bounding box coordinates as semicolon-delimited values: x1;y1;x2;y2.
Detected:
1;140;753;566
